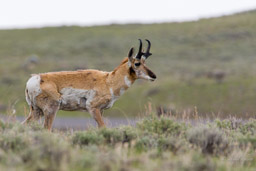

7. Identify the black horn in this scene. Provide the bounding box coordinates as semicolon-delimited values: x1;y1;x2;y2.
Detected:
143;39;152;59
135;39;143;59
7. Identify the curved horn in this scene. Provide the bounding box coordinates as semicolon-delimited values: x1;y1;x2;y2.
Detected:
145;39;151;53
143;39;152;59
135;39;143;59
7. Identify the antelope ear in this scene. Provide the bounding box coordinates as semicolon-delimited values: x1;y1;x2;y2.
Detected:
128;47;134;61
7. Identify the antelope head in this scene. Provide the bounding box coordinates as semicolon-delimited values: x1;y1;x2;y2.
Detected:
128;39;157;81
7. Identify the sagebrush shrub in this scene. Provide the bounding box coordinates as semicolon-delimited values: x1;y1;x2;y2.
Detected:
157;137;187;154
137;116;187;136
73;126;138;147
72;130;104;146
134;135;157;152
187;126;229;155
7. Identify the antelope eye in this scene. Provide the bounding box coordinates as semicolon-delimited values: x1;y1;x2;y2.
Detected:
135;63;141;67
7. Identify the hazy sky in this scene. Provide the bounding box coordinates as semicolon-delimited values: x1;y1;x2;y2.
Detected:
1;0;256;29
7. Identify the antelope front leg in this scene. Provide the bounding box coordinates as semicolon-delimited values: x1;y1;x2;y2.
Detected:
90;108;105;128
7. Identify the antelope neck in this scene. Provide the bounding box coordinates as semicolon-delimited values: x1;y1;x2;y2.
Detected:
107;62;135;96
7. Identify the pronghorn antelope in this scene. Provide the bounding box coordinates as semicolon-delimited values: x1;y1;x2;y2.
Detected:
23;39;156;130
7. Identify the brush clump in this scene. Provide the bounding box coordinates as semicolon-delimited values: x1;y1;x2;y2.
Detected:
0;116;255;171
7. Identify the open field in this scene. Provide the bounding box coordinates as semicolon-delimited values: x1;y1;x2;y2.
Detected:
1;5;256;171
1;10;256;117
0;113;255;171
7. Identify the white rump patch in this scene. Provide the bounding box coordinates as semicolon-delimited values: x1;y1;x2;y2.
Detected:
26;75;41;106
60;87;96;111
124;76;132;87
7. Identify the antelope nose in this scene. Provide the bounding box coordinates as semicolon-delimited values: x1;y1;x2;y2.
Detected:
147;69;157;80
150;74;157;81
151;74;156;79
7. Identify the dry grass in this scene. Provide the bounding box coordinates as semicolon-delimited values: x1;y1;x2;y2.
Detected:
0;111;255;171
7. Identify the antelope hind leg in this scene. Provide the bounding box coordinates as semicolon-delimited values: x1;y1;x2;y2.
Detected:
42;100;60;131
22;106;43;124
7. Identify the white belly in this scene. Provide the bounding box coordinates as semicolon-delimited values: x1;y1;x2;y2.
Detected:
59;88;95;111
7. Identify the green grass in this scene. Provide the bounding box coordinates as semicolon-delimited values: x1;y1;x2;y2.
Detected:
0;114;255;171
1;10;256;117
108;76;256;117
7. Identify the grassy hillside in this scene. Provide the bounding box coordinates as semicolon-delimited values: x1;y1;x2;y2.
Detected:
1;10;256;117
